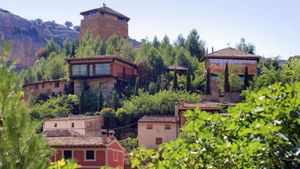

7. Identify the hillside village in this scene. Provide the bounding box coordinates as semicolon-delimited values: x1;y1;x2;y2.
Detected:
1;2;300;169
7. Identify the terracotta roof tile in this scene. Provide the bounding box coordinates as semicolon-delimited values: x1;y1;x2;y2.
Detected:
43;129;84;137
138;116;178;123
80;6;130;21
179;102;236;110
45;115;101;121
47;137;111;147
205;47;259;59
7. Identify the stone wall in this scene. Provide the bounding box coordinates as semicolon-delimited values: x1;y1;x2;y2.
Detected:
73;77;117;98
138;122;178;149
80;14;128;39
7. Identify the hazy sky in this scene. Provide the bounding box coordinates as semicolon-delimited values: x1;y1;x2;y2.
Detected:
1;0;300;59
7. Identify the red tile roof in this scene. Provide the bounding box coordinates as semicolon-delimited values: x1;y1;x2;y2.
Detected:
179;102;236;110
45;115;101;121
205;47;259;59
80;6;130;21
66;56;137;68
138;116;178;123
47;137;112;147
43;129;84;137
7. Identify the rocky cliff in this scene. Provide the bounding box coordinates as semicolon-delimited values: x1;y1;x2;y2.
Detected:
0;9;79;70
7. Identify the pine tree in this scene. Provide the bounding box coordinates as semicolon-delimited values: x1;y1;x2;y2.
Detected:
134;77;140;96
98;86;103;111
224;63;230;92
173;69;178;91
155;77;161;93
70;42;76;57
79;89;85;114
0;43;50;168
112;90;120;110
186;69;192;91
244;66;249;90
206;68;211;94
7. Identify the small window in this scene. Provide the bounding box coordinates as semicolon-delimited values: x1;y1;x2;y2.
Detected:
71;123;74;128
165;124;171;130
101;12;104;16
146;124;153;130
42;84;44;88
54;123;57;127
85;150;95;160
156;138;162;145
63;150;72;159
35;84;38;89
113;151;118;161
55;82;60;88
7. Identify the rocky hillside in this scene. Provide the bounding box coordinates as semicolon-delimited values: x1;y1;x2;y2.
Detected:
0;8;79;70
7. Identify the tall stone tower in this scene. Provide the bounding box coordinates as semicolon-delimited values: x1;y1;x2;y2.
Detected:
80;3;130;40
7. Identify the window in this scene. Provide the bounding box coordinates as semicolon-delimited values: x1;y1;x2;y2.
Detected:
35;84;38;89
55;82;60;88
146;124;153;130
113;151;118;161
54;123;57;127
89;65;94;76
85;150;95;160
101;12;104;16
165;124;171;130
42;84;44;88
95;64;110;75
156;138;162;145
63;150;72;159
72;64;88;76
71;123;74;128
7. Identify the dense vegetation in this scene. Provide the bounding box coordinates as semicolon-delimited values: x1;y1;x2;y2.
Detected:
131;83;300;168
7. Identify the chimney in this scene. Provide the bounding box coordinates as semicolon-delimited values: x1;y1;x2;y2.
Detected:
212;46;214;53
101;129;108;144
103;3;106;8
114;50;121;57
101;129;115;144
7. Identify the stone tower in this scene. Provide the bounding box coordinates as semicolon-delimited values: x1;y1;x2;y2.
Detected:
80;3;130;40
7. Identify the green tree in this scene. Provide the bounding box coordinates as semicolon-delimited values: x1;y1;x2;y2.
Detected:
63;38;72;56
0;43;50;169
76;32;104;57
120;42;137;62
224;63;230;92
185;29;205;60
186;69;191;91
98;86;104;111
64;21;73;29
175;34;185;48
49;159;80;169
152;36;160;49
236;37;255;54
205;68;211;94
148;82;156;94
106;34;125;55
134;77;139;96
243;66;249;89
173;69;178;91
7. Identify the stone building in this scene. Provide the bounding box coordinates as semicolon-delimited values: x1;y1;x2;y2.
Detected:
43;115;104;137
137;116;179;149
66;55;137;97
80;3;130;39
44;115;125;169
204;47;260;102
23;79;66;102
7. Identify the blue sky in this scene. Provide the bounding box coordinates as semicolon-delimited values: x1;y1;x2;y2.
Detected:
1;0;300;59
